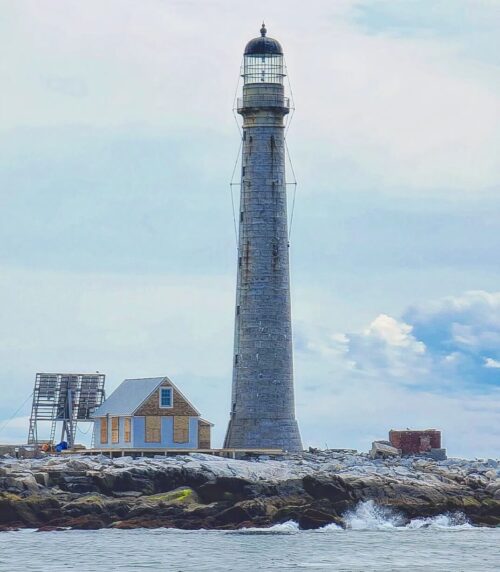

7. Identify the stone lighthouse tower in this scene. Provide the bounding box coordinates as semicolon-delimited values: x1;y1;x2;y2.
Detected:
224;24;302;452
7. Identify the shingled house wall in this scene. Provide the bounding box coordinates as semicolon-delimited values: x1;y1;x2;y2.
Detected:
134;381;198;417
198;421;211;449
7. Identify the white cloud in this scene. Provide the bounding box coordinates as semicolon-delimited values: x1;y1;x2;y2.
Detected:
1;0;498;193
336;314;429;382
406;290;500;354
484;357;500;369
363;314;423;350
296;290;500;456
321;290;500;388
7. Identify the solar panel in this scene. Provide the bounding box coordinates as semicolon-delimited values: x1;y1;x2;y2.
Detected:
28;373;106;448
77;375;102;420
38;375;58;401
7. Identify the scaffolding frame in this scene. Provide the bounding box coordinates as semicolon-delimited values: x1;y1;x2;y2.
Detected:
27;373;105;448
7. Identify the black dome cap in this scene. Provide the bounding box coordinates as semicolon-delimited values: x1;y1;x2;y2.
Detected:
244;23;283;55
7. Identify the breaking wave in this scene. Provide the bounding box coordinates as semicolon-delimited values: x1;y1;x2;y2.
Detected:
405;513;473;530
334;501;473;531
232;520;300;535
227;502;474;534
226;502;474;535
344;500;405;529
316;522;343;532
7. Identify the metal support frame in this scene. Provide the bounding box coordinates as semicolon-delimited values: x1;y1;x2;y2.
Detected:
28;373;105;449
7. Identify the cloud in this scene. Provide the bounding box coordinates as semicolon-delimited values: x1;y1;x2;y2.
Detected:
341;314;428;381
295;290;500;456
406;290;500;344
484;357;500;369
1;0;499;193
308;290;500;391
44;76;88;98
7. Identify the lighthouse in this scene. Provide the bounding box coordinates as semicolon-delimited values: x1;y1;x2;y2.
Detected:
224;24;302;452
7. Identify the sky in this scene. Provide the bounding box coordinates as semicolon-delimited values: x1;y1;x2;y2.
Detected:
0;0;499;457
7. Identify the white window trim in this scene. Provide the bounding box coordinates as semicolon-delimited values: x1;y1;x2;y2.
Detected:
159;386;173;409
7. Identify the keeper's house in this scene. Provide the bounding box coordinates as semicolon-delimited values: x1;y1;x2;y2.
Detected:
92;377;212;450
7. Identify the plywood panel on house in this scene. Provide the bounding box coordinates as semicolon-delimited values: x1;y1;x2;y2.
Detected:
145;416;161;443
124;418;131;443
100;417;108;444
111;417;119;444
173;416;189;443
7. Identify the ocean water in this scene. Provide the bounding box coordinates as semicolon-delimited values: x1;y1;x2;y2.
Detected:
0;502;498;572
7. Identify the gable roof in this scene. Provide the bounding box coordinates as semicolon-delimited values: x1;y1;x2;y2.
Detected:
93;376;200;417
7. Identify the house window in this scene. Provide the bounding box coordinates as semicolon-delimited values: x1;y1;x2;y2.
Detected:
124;418;131;443
111;417;119;444
145;416;161;443
100;417;108;444
159;387;173;408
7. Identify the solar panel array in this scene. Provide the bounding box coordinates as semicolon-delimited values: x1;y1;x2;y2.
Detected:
28;373;106;446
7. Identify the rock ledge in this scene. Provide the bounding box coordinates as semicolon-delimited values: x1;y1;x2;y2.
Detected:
1;451;499;531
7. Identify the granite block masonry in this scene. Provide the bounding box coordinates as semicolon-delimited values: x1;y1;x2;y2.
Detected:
224;25;302;452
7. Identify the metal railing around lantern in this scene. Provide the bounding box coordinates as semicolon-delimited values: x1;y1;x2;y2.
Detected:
237;95;290;112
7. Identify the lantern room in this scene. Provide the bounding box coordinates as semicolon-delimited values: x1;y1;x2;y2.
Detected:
242;24;285;85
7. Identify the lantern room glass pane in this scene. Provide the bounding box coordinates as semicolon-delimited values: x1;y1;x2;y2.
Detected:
243;54;284;84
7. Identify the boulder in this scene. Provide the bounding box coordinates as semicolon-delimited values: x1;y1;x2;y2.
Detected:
302;475;353;503
33;473;49;487
0;493;61;527
4;474;39;493
59;475;97;494
61;515;109;530
213;504;251;527
370;441;400;459
298;508;341;530
197;477;254;503
230;498;278;520
112;490;143;498
428;448;447;461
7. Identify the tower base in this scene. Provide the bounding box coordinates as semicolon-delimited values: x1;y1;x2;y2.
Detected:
224;417;302;452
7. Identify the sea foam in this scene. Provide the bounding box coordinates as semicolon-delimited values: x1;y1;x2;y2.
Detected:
229;502;474;534
320;500;474;531
232;520;300;535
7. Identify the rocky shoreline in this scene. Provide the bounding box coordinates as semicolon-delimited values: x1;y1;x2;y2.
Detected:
1;451;499;531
